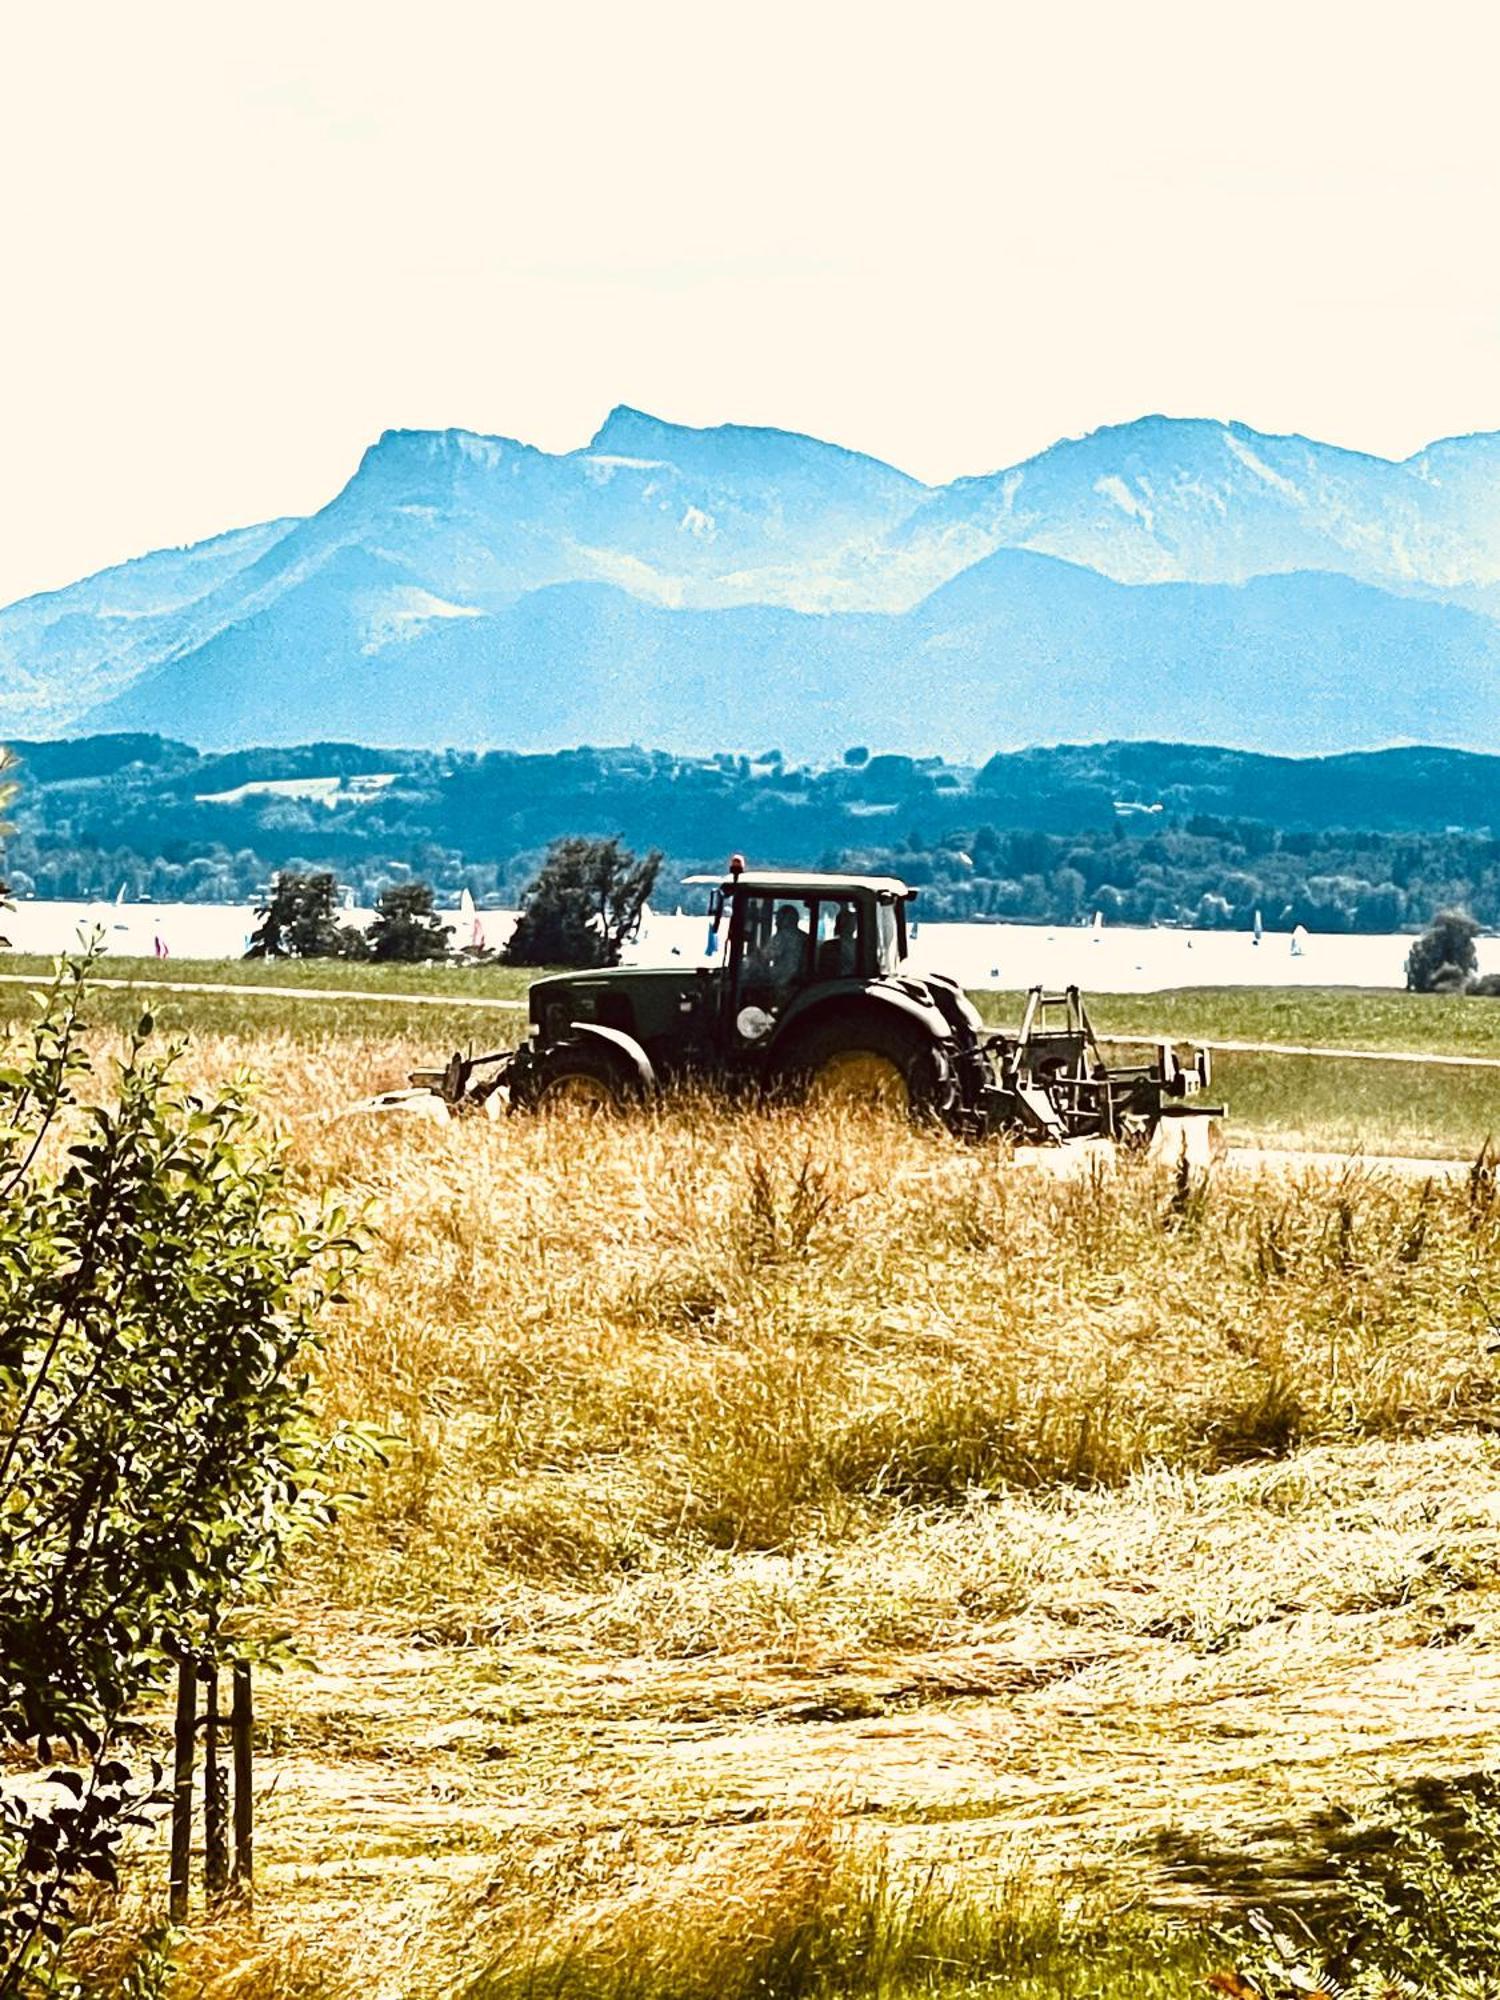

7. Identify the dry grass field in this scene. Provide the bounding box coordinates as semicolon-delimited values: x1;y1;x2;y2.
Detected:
8;956;1500;1158
24;998;1486;2000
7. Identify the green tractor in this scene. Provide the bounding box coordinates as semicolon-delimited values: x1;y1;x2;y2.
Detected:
422;860;1220;1148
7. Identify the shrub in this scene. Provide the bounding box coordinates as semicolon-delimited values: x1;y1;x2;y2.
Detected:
1406;909;1480;992
1228;1781;1500;1997
0;956;360;1988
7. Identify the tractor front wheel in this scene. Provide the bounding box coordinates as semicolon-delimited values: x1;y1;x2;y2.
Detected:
522;1045;639;1115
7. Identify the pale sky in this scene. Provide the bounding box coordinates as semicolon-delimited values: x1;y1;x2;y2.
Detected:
4;0;1500;605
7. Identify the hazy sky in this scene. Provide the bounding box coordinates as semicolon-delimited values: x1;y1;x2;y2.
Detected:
4;0;1500;604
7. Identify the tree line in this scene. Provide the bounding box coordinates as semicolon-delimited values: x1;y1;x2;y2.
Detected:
3;734;1500;936
247;838;661;969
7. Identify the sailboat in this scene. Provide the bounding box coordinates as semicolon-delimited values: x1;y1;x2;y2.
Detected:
1253;908;1263;947
1091;910;1103;942
1290;924;1308;958
459;887;485;952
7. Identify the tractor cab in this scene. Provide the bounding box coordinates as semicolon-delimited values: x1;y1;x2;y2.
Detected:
691;861;915;1051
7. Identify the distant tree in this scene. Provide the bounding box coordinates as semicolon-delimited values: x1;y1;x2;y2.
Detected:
366;881;451;962
1050;865;1086;920
1406;909;1481;993
246;870;363;959
1470;973;1500;997
843;746;870;767
504;836;662;968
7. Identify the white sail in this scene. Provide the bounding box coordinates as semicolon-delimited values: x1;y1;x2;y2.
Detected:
1253;908;1263;944
1091;910;1103;940
1290;923;1308;957
459;888;476;919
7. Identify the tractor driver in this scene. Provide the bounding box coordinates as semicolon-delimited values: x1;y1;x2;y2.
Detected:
817;905;859;979
762;903;809;996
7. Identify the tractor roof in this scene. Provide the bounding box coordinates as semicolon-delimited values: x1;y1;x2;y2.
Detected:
683;869;915;900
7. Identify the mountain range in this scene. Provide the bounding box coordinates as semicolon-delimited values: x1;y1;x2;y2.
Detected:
5;409;1500;756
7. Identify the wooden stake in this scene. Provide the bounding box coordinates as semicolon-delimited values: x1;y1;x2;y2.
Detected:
202;1663;228;1898
231;1662;253;1894
169;1661;196;1924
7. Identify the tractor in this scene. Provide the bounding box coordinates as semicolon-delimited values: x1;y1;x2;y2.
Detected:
415;860;1221;1148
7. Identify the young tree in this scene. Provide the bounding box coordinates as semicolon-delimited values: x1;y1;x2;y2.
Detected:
366;881;452;962
1405;909;1480;993
0;956;361;1985
503;836;662;968
245;869;363;959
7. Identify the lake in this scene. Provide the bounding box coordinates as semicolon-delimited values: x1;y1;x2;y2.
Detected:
6;897;1497;993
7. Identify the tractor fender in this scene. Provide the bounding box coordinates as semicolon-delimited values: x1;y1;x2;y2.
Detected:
769;983;952;1058
565;1021;657;1091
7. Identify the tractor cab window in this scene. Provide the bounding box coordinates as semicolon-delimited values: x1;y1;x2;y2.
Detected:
813;900;862;980
739;895;812;1003
875;900;903;976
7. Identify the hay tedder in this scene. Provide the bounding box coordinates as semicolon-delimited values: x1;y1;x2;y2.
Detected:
406;862;1222;1152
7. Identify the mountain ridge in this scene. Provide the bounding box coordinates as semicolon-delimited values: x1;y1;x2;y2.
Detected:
6;408;1500;755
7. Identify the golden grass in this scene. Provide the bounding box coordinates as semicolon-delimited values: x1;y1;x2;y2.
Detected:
28;1020;1500;1996
458;1802;1215;2000
287;1067;1500;1608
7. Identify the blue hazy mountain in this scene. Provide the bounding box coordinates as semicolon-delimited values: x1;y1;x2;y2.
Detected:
0;519;299;733
85;550;1500;761
5;410;1500;753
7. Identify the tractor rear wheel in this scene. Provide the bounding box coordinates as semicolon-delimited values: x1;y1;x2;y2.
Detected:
525;1045;638;1115
780;1015;943;1119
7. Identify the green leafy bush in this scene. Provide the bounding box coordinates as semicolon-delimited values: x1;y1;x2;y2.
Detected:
0;954;361;1992
1227;1781;1500;1998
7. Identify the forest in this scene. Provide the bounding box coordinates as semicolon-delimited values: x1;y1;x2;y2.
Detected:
2;732;1498;931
